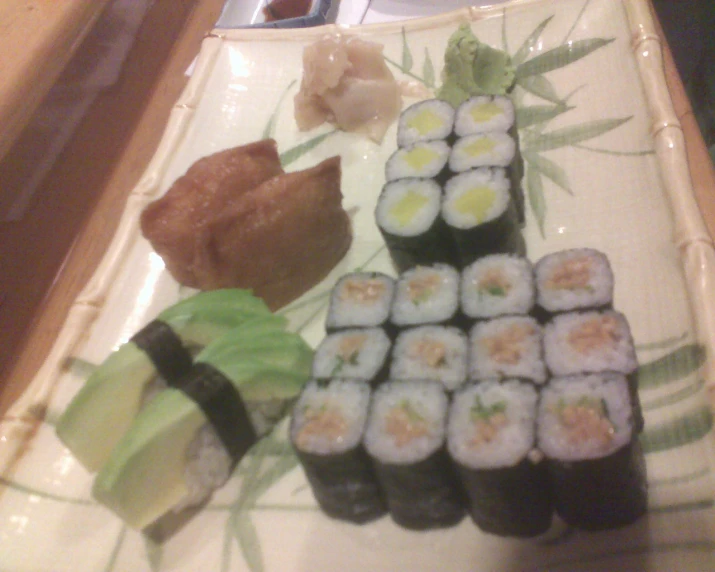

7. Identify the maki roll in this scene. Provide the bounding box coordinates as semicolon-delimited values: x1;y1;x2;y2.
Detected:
397;99;456;147
375;178;458;272
469;316;547;384
390;325;468;392
543;310;642;431
442;168;525;268
385;140;450;182
291;379;386;523
312;328;391;386
363;380;465;529
534;249;614;321
448;132;516;173
390;263;460;328
453;95;515;137
537;374;647;530
460;254;535;321
448;380;553;537
325;272;395;332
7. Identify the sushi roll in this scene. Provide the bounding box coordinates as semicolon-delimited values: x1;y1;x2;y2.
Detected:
543;310;642;431
390;263;460;328
469;316;547;384
397;99;456;147
537;374;647;530
385;140;450;183
325;272;395;332
375;178;458;272
363;380;465;529
312;328;392;386
442;168;525;268
291;379;386;523
390;325;468;392
448;380;553;537
453;95;515;137
460;254;535;321
534;249;614;321
448;132;516;173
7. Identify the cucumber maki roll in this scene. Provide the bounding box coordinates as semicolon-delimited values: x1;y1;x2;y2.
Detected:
460;254;535;321
325;272;395;333
448;132;516;173
448;380;552;537
385;140;450;183
442;168;525;268
364;380;465;529
375;178;458;272
534;249;614;321
397;99;456;147
453;95;515;137
543;310;642;431
537;374;647;531
390;263;460;328
469;316;547;384
390;325;468;391
312;328;391;386
291;379;386;523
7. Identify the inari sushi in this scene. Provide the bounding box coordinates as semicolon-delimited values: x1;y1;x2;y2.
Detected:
390;263;461;328
325;272;395;332
442;168;525;268
537;374;647;530
448;380;553;537
363;380;465;529
375;178;458;272
291;379;386;523
312;328;392;386
397;99;456;147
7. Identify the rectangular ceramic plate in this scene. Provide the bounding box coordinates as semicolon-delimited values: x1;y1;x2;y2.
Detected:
2;0;715;570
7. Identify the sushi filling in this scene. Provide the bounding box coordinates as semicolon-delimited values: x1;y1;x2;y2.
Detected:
397;99;456;147
326;273;394;330
449;132;516;173
461;254;534;318
385;140;450;181
391;264;460;326
376;179;442;236
312;328;391;381
442;168;511;229
454;95;515;136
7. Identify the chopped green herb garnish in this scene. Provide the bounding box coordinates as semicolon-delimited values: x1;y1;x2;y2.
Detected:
470;396;507;421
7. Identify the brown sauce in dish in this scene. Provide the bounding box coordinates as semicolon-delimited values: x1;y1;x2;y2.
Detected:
263;0;312;21
567;315;621;354
484;323;535;365
545;257;592;290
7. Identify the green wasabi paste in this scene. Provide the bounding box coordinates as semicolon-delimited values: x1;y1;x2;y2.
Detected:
437;23;516;108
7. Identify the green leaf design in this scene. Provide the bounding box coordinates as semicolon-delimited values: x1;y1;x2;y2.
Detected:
401;27;413;72
422;47;435;88
650;466;710;487
650;499;714;513
515;74;563;104
525;116;632;152
636;332;688;351
642;379;706;411
279;130;337;167
526;164;547;237
501;8;508;53
262;79;297;140
573;142;656;156
523;151;572;194
233;512;264;572
516;38;615;79
103;526;127;572
516;103;574;130
512;15;554;66
0;476;94;505
637;344;706;389
640;406;713;454
244;453;299;508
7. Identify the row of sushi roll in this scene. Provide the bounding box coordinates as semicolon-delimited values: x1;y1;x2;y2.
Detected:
291;248;647;535
377;96;526;272
56;289;313;531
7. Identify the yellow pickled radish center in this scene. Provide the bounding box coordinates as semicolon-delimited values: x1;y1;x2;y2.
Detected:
464;136;497;157
403;146;439;170
454;185;495;224
469;101;503;123
406;109;443;135
389;190;429;227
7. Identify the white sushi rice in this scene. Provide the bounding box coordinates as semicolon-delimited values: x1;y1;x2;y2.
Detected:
537;374;633;461
385;140;450;181
390;263;460;327
312;328;391;381
461;254;535;319
543;310;637;376
442;168;511;229
454;95;515;137
448;132;516;173
325;273;394;330
397;99;455;147
364;380;447;464
375;178;442;237
290;379;371;455
390;325;468;391
469;316;547;383
447;380;538;469
535;249;614;313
